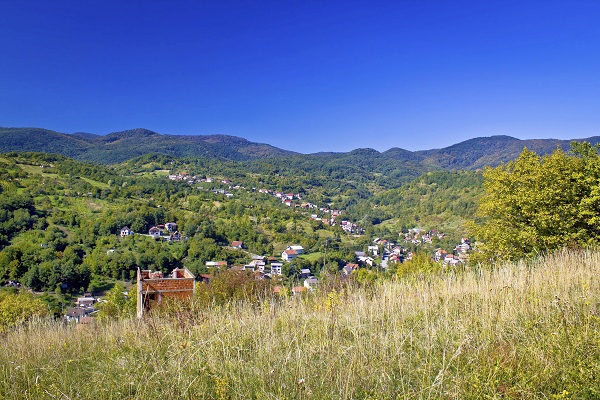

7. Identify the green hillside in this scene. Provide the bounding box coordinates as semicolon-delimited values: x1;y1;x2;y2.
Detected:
0;151;484;300
2;126;599;171
2;144;600;399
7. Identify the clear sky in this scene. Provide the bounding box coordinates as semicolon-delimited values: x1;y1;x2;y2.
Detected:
1;1;599;153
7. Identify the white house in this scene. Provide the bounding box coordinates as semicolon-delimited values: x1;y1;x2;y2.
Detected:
120;226;133;237
367;245;379;256
282;249;298;261
304;277;319;290
149;226;161;238
270;263;283;275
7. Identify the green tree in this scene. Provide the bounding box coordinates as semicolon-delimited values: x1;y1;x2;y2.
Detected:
395;252;440;278
0;289;47;333
471;145;600;262
96;283;135;320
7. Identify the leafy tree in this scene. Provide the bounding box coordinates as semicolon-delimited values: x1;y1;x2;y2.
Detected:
0;289;47;333
395;252;440;278
96;283;135;320
471;144;600;262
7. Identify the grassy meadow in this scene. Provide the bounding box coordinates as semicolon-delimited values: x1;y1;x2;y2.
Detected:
1;250;599;399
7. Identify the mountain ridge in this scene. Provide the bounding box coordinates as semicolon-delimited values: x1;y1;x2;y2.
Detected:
0;127;598;169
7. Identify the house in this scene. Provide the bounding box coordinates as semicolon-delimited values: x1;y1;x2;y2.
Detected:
342;265;354;277
434;249;448;262
358;256;374;267
442;254;462;266
367;245;379;256
455;239;471;253
206;261;227;268
149;226;161;238
136;267;195;318
345;263;359;270
282;249;298;261
343;263;359;276
304;277;319;290
64;307;95;323
231;241;244;249
64;307;86;323
249;260;266;272
120;226;133;237
76;297;95;308
388;254;401;263
299;268;312;279
287;245;304;254
168;231;181;242
165;222;177;232
270;262;283;275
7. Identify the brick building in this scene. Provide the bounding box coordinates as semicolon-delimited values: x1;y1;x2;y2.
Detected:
136;267;195;318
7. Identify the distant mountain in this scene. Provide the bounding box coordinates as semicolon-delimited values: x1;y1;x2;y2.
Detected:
0;127;295;163
0;127;93;158
415;135;600;169
0;127;598;169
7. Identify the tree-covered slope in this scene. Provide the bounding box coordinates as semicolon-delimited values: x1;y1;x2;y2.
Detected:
2;127;599;171
416;135;600;169
0;128;93;158
0;128;296;163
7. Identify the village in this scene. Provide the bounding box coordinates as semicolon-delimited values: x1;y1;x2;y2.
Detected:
63;218;472;322
56;171;473;323
169;172;366;234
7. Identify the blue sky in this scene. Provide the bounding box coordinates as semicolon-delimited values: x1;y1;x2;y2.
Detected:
1;1;599;153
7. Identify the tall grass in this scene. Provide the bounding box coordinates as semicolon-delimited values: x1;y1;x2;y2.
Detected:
1;249;599;399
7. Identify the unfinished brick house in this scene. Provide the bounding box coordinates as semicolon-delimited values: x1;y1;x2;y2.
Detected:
136;267;196;318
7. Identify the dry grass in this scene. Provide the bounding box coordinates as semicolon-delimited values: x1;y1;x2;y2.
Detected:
1;249;599;399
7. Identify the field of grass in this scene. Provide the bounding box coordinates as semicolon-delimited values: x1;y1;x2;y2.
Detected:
79;176;109;189
16;163;59;178
1;249;599;399
300;251;323;262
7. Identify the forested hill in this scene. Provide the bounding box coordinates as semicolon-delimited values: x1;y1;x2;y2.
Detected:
412;135;600;169
0;128;296;163
1;127;599;168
